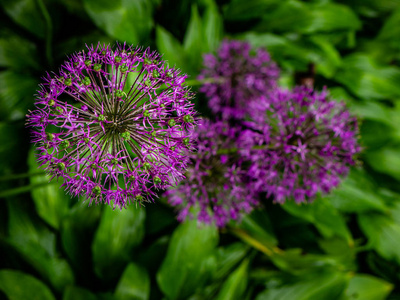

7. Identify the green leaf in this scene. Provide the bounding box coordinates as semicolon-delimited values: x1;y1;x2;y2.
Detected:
213;243;250;281
6;199;74;291
203;1;223;52
241;32;341;78
114;263;150;300
156;26;186;69
358;211;400;264
255;1;361;34
92;205;145;279
364;147;400;180
282;198;353;244
0;33;40;70
157;220;219;300
0;71;38;121
28;147;70;229
215;259;249;300
256;271;350;300
334;54;400;100
271;249;346;275
61;200;102;272
83;0;153;45
0;269;56;300
0;0;46;38
326;169;388;214
63;286;97;300
223;0;281;21
183;4;204;73
340;274;393;300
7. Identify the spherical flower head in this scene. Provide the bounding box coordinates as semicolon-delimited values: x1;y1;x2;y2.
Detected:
198;39;280;120
239;86;361;203
166;119;259;227
26;42;198;208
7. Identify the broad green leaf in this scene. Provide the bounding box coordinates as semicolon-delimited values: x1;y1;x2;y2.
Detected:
340;274;393;300
365;8;400;63
346;0;400;17
28;147;70;229
92;205;145;279
271;249;346;275
0;0;46;38
114;263;150;300
215;259;249;300
255;1;361;34
83;0;153;45
157;220;218;300
61;199;101;272
223;0;281;21
203;1;223;52
0;71;38;121
6;199;74;291
377;7;400;42
282;198;352;244
241;32;341;78
256;271;350;300
156;26;187;69
63;286;97;300
183;4;204;73
334;54;400;100
0;270;55;300
365;147;400;180
254;0;312;33
213;243;250;281
358;211;400;264
318;237;357;271
0;33;40;70
326;169;388;214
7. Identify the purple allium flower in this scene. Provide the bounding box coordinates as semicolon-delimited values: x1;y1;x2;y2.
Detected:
198;39;280;120
166;119;259;227
239;86;360;203
26;43;198;208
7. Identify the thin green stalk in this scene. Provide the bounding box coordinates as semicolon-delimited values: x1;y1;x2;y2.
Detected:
0;182;57;198
0;171;46;181
185;77;224;86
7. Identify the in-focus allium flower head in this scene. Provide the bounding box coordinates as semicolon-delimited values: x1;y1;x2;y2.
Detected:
199;39;280;120
166;119;259;227
239;86;361;203
26;42;198;208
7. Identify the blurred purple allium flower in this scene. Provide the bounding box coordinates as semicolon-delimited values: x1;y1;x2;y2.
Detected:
198;39;280;120
166;119;259;227
26;43;198;208
239;86;360;203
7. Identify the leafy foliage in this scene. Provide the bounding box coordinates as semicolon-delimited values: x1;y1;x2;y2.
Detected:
0;0;400;299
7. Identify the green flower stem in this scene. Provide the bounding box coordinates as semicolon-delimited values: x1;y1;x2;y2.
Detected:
228;225;283;257
0;171;46;181
0;182;57;198
185;77;224;86
36;0;53;67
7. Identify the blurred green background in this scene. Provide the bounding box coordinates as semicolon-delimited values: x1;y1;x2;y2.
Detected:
1;0;400;299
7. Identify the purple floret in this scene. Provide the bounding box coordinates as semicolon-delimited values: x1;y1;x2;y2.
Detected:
239;86;361;203
166;119;259;227
26;42;198;208
198;39;280;120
